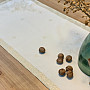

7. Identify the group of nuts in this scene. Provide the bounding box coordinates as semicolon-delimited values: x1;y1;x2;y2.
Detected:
57;53;72;64
56;53;73;79
59;66;73;78
39;47;73;79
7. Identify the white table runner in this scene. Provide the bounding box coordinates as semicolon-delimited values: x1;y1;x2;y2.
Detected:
0;0;90;90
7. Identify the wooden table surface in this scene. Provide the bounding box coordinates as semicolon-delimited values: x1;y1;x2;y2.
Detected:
38;0;90;26
0;46;48;90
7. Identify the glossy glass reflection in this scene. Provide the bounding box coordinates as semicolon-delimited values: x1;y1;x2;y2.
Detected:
78;33;90;76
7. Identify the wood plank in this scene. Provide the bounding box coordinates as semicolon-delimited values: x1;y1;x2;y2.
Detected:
0;45;48;90
38;0;90;26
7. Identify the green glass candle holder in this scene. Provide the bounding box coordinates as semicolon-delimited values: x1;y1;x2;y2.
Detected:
78;33;90;76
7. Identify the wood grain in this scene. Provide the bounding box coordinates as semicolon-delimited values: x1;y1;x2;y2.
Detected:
0;46;48;90
38;0;90;26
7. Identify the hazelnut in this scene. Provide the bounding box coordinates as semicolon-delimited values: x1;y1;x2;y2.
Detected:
66;66;73;71
58;53;64;59
56;58;63;64
67;70;73;78
39;47;45;54
67;70;72;74
66;55;72;62
59;68;65;76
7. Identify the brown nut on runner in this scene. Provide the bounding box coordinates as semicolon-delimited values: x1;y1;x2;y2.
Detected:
56;58;63;64
66;55;72;62
66;65;73;71
59;68;65;76
67;70;73;78
39;47;45;54
58;53;64;59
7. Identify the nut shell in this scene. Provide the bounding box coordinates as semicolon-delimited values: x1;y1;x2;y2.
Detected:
39;47;45;54
56;58;63;64
59;68;65;76
66;66;73;71
58;53;64;59
67;71;73;78
66;55;72;62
